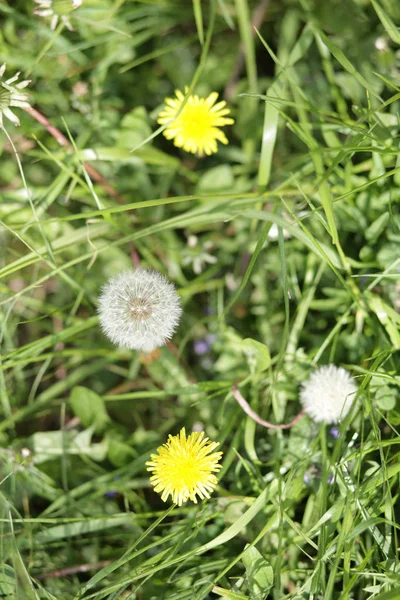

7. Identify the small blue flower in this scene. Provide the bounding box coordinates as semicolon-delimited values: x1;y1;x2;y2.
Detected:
330;427;340;439
104;490;118;499
193;339;210;355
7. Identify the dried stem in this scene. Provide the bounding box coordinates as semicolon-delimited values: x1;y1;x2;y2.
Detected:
36;560;112;580
231;384;305;430
130;244;141;268
23;105;123;203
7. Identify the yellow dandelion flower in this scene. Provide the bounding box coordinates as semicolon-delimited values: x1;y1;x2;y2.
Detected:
157;88;234;156
146;427;223;506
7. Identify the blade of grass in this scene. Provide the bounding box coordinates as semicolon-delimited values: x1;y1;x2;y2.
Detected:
192;0;204;44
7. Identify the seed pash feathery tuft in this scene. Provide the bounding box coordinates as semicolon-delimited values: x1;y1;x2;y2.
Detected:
146;428;223;506
34;0;82;31
98;268;182;353
300;364;358;423
0;64;30;128
158;88;234;156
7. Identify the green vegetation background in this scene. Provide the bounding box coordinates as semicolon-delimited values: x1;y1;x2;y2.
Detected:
1;0;400;598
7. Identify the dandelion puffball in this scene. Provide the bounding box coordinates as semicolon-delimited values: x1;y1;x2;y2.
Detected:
98;269;182;353
34;0;82;31
300;364;358;423
0;64;30;127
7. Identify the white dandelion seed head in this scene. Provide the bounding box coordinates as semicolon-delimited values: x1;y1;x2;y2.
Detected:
300;364;358;424
34;0;82;31
98;269;182;353
0;64;31;127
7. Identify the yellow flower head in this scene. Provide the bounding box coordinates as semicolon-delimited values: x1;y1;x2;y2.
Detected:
146;428;223;506
158;88;234;156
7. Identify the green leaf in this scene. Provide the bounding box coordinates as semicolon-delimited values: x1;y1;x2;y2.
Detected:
73;428;109;461
240;338;271;374
70;386;110;433
79;146;178;166
375;385;396;411
213;586;249;600
192;0;204;44
197;165;234;193
32;429;108;463
107;436;136;467
242;544;274;599
0;565;15;596
198;488;269;553
365;212;390;243
367;294;400;349
117;106;152;148
363;462;400;494
371;0;400;44
33;514;133;545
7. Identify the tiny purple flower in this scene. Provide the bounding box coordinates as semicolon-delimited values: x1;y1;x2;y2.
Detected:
330;427;340;439
105;490;118;499
193;339;210;355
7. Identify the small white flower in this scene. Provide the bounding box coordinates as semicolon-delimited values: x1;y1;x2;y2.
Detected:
0;64;31;127
375;36;388;52
98;269;182;352
267;223;291;241
34;0;82;31
182;236;217;275
300;364;358;423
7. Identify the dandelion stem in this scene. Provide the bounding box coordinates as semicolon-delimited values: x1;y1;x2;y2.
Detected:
231;384;305;430
22;105;123;203
36;560;112;580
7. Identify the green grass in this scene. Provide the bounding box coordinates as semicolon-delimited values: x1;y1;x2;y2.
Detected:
1;0;400;598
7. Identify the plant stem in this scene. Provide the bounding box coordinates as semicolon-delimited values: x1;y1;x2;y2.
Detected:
232;384;305;429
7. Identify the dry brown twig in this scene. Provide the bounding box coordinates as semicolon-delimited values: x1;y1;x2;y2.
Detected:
36;560;112;580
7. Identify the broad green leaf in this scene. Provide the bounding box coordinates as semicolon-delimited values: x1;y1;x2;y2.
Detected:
365;212;390;242
118;106;152;148
375;385;396;411
367;295;400;349
32;429;108;463
242;544;274;599
197;165;234;193
0;565;15;595
73;428;108;461
70;386;110;433
240;338;271;373
107;436;136;467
